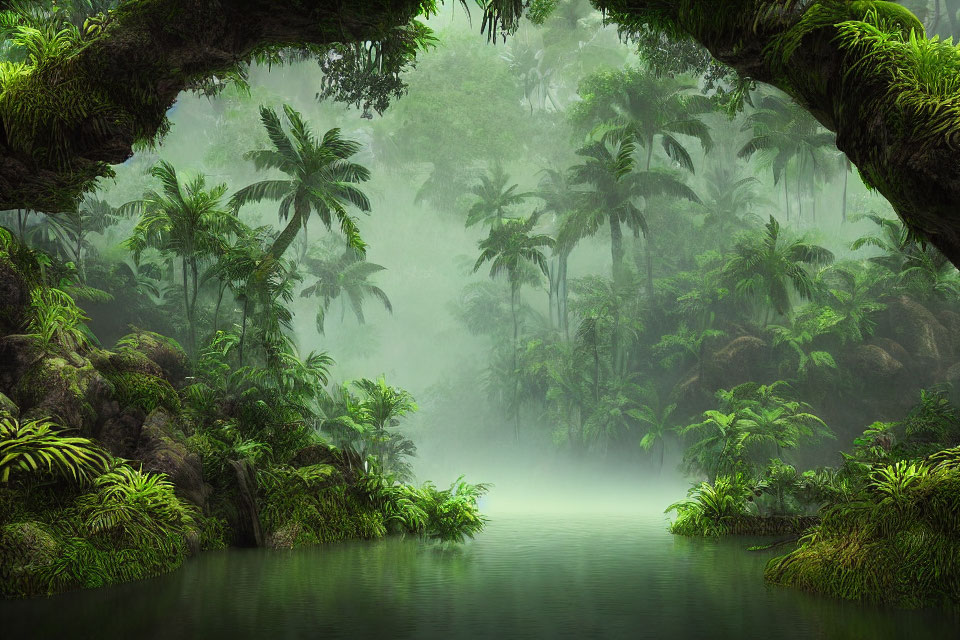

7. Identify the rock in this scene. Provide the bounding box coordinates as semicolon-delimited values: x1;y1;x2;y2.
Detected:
14;355;116;434
0;253;28;333
134;408;208;508
0;391;17;418
290;444;356;482
94;406;146;458
114;329;190;387
879;296;951;364
849;344;904;380
701;335;773;391
226;458;263;548
868;337;913;368
0;521;60;598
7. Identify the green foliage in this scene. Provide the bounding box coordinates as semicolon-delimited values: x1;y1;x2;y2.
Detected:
0;416;109;485
25;286;91;353
75;464;197;547
667;473;753;536
231;104;371;260
412;476;490;542
765;453;960;607
106;371;181;414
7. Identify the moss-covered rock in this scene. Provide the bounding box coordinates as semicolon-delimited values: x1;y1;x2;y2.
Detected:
0;521;60;598
114;329;190;387
103;370;181;415
14;355;116;434
0;254;28;333
135;408;207;509
0;391;17;418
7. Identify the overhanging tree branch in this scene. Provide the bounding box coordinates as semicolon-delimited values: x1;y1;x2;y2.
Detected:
594;0;960;266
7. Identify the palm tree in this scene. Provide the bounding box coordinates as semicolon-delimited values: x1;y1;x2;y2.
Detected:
680;410;741;482
724;215;834;322
300;246;393;334
474;213;554;443
537;167;580;336
697;164;767;252
566;136;699;286
45;197;123;280
738;93;837;222
630;391;678;474
466;164;533;228
125;161;240;357
574;68;714;174
352;376;417;468
230;104;372;262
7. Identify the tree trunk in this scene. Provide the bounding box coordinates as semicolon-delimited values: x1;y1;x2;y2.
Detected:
511;287;521;446
559;252;569;340
609;214;624;281
644;234;654;297
267;201;307;260
841;157;850;223
781;179;788;221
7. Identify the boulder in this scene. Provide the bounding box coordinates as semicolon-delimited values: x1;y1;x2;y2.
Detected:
0;521;60;598
114;329;190;387
133;408;208;508
849;344;904;380
14;355;117;434
701;335;772;391
879;296;951;365
0;391;17;418
0;253;28;333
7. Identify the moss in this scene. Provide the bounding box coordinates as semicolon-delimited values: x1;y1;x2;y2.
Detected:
103;370;180;414
765;456;960;607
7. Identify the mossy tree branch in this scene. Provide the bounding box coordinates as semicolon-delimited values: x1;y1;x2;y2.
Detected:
0;0;427;212
594;0;960;267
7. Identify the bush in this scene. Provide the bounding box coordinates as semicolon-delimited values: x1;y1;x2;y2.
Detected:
667;473;754;536
0;416;110;485
765;452;960;607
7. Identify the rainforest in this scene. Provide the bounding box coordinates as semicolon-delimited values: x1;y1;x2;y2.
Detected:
1;0;960;637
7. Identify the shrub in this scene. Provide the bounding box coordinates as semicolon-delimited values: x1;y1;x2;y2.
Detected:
0;416;110;485
667;473;754;536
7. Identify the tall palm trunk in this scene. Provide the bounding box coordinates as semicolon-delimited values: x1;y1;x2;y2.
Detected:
559;252;569;340
267;201;307;260
239;297;249;366
841;157;850;223
644;235;654;297
548;258;558;329
783;180;790;221
511;286;520;445
181;257;194;358
609;214;624;281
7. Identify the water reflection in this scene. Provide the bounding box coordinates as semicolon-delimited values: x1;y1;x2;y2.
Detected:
2;509;954;639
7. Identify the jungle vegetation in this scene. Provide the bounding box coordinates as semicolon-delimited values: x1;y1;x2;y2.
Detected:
1;0;960;612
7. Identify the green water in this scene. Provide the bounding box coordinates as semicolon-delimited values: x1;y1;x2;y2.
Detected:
2;503;954;639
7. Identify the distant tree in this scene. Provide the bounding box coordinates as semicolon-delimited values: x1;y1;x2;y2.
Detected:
566;136;699;286
301;246;393;334
466;164;533;228
724;215;833;321
474;213;555;442
738;93;836;222
125;161;240;357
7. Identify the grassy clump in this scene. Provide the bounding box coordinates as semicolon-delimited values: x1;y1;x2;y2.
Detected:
260;466;490;548
765;452;960;607
667;473;754;536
